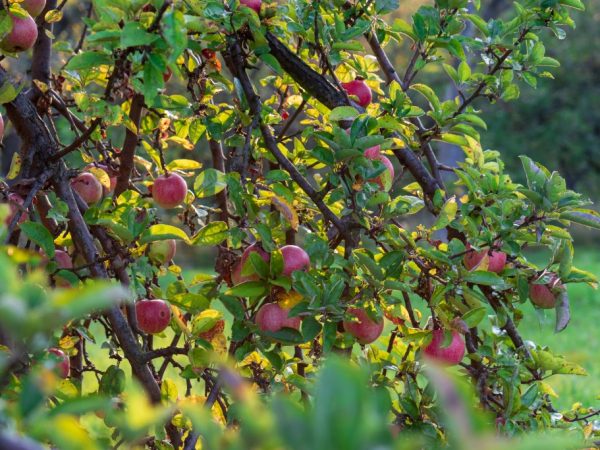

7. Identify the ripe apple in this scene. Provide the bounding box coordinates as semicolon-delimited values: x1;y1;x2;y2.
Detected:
0;14;38;53
85;163;117;195
71;172;103;205
136;299;171;334
151;173;188;209
48;348;70;378
423;329;465;365
463;247;506;273
255;302;301;332
343;307;384;344
231;244;270;285
341;79;372;108
148;239;177;265
364;146;394;191
23;0;47;17
529;274;561;309
280;245;310;277
4;193;27;226
240;0;261;13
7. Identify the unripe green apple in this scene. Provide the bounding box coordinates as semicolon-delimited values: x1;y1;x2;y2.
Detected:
148;239;177;265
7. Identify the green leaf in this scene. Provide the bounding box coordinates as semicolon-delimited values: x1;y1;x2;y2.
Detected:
194;169;227;198
261;327;305;344
519;156;548;193
225;281;268;297
99;365;126;396
65;51;112;71
193;221;228;246
120;22;158;48
558;0;584;9
20;221;55;258
140;224;190;244
432;196;457;230
328;106;359;121
410;84;441;111
462;307;487;328
559;210;600;230
463;271;509;289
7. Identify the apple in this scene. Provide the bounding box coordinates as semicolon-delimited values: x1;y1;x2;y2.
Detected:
0;14;38;53
54;249;73;269
341;79;372;108
85;164;117;195
280;245;310;277
151;173;188;209
364;146;394;191
529;274;561;309
148;239;177;265
71;172;103;205
231;244;270;285
201;49;216;60
423;329;465;365
23;0;47;17
255;303;301;332
240;0;261;13
343;307;384;344
163;67;172;83
463;247;506;273
136;299;171;334
48;348;70;378
4;193;27;226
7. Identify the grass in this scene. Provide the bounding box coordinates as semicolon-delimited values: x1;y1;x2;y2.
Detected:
517;248;600;410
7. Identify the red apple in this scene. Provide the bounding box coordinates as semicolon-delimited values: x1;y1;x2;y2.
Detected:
23;0;47;17
151;173;188;209
136;299;171;334
529;274;561;309
240;0;261;13
0;14;38;53
71;172;103;205
423;329;465;365
48;348;70;378
255;303;301;332
343;307;384;344
85;164;117;195
364;146;394;191
341;79;372;108
4;193;27;226
463;247;506;273
163;67;172;83
231;244;270;285
148;239;177;264
280;245;310;277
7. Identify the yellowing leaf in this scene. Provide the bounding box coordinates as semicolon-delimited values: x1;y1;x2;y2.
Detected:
6;153;21;180
271;196;299;231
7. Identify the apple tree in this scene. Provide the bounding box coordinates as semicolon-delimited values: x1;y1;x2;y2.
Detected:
0;0;599;448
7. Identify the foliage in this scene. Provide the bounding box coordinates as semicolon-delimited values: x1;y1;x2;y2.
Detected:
0;0;599;448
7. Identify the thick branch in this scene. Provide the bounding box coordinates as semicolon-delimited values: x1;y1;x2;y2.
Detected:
115;94;144;197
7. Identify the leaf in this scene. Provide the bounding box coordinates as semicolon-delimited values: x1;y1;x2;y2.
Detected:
432;196;457;230
462;307;487;328
261;327;305;344
193;221;228;246
225;281;268;298
194;169;227;198
6;153;21;180
99;365;126;396
410;84;441;111
328;106;359;121
463;271;509;289
65;51;112;71
140;224;189;244
554;290;570;333
271;196;299;231
519;156;548;192
0;80;20;104
166;159;203;171
559;210;600;230
120;22;159;47
558;0;584;9
20;221;55;258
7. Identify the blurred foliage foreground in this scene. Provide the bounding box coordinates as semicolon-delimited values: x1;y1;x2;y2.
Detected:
1;0;600;449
